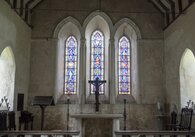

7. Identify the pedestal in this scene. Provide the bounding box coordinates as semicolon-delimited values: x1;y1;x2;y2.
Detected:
155;114;169;130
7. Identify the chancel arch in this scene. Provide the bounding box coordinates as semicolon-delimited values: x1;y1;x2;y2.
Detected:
179;48;195;108
84;12;112;103
0;45;15;111
53;16;81;103
114;19;141;103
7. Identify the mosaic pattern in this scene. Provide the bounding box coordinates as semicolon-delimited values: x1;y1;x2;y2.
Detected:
118;36;131;94
90;30;105;94
64;36;78;94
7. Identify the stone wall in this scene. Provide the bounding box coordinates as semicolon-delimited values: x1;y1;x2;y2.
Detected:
164;3;195;110
29;0;165;130
84;119;112;137
31;0;164;39
28;103;159;130
0;0;31;129
164;3;195;128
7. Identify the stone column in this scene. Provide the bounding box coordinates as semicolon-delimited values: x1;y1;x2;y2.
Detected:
51;38;63;103
51;38;58;98
109;38;115;104
79;38;86;107
77;119;83;137
113;119;120;137
137;39;143;104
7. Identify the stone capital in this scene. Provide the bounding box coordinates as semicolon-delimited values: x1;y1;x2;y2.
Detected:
80;38;86;46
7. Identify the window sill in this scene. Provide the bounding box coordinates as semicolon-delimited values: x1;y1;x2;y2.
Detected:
56;94;79;104
85;94;109;104
115;94;136;103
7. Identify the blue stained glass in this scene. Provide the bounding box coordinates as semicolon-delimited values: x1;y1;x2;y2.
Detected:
120;55;129;61
94;55;103;61
66;47;77;55
66;55;76;62
119;68;128;75
120;61;129;68
90;30;104;94
67;49;75;56
119;76;129;83
93;69;101;75
93;47;102;54
119;83;129;94
118;36;130;94
66;83;75;92
64;36;78;95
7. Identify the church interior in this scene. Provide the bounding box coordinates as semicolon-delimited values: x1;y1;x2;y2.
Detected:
1;0;195;136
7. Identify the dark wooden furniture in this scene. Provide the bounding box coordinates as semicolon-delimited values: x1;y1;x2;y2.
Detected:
32;96;54;130
177;108;193;131
0;111;7;130
168;108;193;137
8;111;16;130
169;110;177;130
19;111;34;130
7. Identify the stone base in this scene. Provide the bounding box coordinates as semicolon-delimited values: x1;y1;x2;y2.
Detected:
84;118;112;137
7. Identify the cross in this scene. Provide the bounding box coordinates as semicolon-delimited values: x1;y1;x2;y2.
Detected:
88;77;106;112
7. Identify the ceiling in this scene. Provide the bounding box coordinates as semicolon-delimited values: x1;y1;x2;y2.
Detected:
5;0;43;26
4;0;194;29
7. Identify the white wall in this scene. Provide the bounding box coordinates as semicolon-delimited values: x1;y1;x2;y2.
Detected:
0;1;31;113
164;3;195;111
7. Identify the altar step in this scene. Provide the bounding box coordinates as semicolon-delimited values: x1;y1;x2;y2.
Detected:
1;130;195;137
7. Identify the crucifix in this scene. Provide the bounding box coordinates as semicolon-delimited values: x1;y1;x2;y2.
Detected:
88;77;106;112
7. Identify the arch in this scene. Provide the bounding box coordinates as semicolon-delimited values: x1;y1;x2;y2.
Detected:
54;17;81;103
85;13;111;102
179;48;195;108
114;19;140;102
83;11;114;36
53;16;82;38
0;46;16;111
114;18;142;40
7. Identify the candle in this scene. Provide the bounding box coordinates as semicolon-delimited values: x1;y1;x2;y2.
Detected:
157;102;161;110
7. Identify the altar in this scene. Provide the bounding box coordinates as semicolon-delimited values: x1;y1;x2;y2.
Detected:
71;113;123;137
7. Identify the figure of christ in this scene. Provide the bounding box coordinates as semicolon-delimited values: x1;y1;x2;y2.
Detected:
88;77;106;111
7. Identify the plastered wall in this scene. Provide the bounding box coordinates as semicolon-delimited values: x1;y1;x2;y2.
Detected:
164;2;195;128
0;0;31;129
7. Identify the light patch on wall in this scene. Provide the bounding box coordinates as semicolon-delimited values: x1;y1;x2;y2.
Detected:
0;46;15;110
180;48;195;108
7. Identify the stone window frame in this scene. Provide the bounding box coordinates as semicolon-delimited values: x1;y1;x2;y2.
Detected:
117;35;131;95
0;44;16;110
114;18;142;103
64;35;79;95
180;48;195;108
53;12;142;104
83;13;112;104
53;16;82;104
89;29;105;95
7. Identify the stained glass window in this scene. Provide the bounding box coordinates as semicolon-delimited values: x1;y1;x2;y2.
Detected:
64;36;78;95
118;36;131;94
90;30;105;94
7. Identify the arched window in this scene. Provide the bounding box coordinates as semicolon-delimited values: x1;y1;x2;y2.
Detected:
118;36;131;95
64;36;78;95
0;46;15;110
180;48;195;108
90;30;105;94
